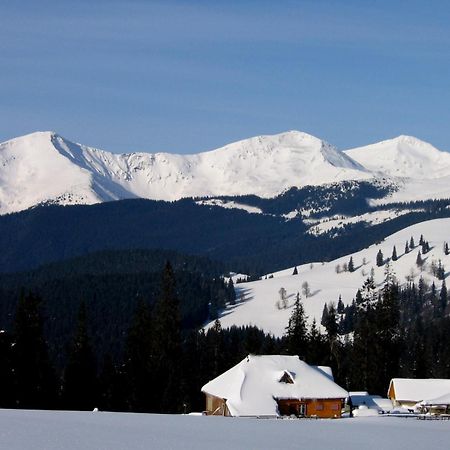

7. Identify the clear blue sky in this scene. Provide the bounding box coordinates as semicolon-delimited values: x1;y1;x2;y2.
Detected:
1;0;450;153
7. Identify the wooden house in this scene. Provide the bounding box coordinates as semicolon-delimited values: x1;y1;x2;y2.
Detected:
388;378;450;409
201;355;348;418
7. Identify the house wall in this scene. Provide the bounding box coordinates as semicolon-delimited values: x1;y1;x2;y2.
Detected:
277;398;343;418
204;394;231;416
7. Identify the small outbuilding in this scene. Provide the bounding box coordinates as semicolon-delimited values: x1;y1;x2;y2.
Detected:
388;378;450;409
201;354;348;418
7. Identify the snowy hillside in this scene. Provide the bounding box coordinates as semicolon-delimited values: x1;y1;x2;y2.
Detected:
0;409;448;450
211;218;450;337
0;130;370;214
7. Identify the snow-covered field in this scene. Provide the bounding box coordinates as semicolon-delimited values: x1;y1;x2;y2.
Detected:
211;218;450;336
0;409;448;450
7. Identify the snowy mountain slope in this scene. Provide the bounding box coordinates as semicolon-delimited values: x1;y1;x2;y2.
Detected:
344;136;450;205
0;130;371;214
344;135;450;179
210;218;450;336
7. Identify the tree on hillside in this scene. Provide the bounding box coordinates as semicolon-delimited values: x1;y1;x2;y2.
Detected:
152;262;183;412
376;249;384;267
292;266;298;275
61;301;98;410
405;241;410;254
12;292;57;409
444;242;449;256
122;298;154;412
440;280;448;311
392;246;398;262
302;281;311;298
416;251;424;269
348;257;355;273
285;293;308;358
410;236;415;249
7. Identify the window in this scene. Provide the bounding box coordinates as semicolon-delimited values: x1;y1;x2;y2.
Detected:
279;371;295;384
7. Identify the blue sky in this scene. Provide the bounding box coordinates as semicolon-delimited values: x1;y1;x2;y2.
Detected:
1;0;449;153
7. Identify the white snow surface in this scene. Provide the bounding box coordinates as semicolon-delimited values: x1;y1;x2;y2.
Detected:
0;409;449;450
212;218;450;336
390;378;450;403
201;355;347;416
0;130;370;215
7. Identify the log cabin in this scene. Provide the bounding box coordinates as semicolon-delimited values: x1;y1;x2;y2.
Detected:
201;355;348;418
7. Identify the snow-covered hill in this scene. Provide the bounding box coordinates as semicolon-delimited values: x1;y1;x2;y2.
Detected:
344;136;450;205
0;130;370;215
211;218;450;337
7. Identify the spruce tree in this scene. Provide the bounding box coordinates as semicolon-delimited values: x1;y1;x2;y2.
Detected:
410;236;415;249
416;251;424;269
348;257;355;273
405;241;410;254
376;249;384;267
292;266;298;275
392;246;398;262
122;298;154;412
444;242;449;256
440;280;448;311
12;292;57;409
61;301;98;410
152;261;182;412
285;293;308;358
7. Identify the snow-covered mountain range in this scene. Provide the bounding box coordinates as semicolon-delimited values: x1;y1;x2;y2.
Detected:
0;130;449;215
209;218;450;337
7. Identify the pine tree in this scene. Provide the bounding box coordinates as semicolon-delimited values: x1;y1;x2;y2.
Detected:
440;280;448;311
419;234;424;245
285;293;308;358
392;246;398;262
348;256;355;273
61;301;98;410
410;236;415;249
337;296;345;314
416;251;424;269
444;242;449;256
152;262;182;412
321;303;329;327
376;249;384;267
437;260;445;281
292;266;298;275
307;319;325;364
12;292;57;409
122;298;154;412
405;241;410;254
0;330;15;408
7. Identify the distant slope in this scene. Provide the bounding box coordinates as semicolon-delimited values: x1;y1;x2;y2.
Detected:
211;218;450;336
0;130;370;214
344;136;450;204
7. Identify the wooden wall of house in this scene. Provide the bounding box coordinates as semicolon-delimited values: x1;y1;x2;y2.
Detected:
204;394;230;416
277;398;343;418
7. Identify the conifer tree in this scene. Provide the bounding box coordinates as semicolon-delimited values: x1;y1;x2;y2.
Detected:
419;234;424;245
292;266;298;275
348;256;355;272
122;298;154;412
285;293;308;358
61;301;98;410
12;292;57;409
392;246;398;262
440;280;448;311
152;262;182;412
376;249;384;267
405;241;410;254
416;251;424;269
410;236;415;249
444;242;449;256
0;330;15;408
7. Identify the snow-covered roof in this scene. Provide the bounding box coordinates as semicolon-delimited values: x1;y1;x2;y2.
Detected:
201;355;348;416
389;378;450;402
420;392;450;406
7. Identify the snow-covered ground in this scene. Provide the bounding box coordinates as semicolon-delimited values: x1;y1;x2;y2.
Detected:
211;218;450;336
0;409;448;450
